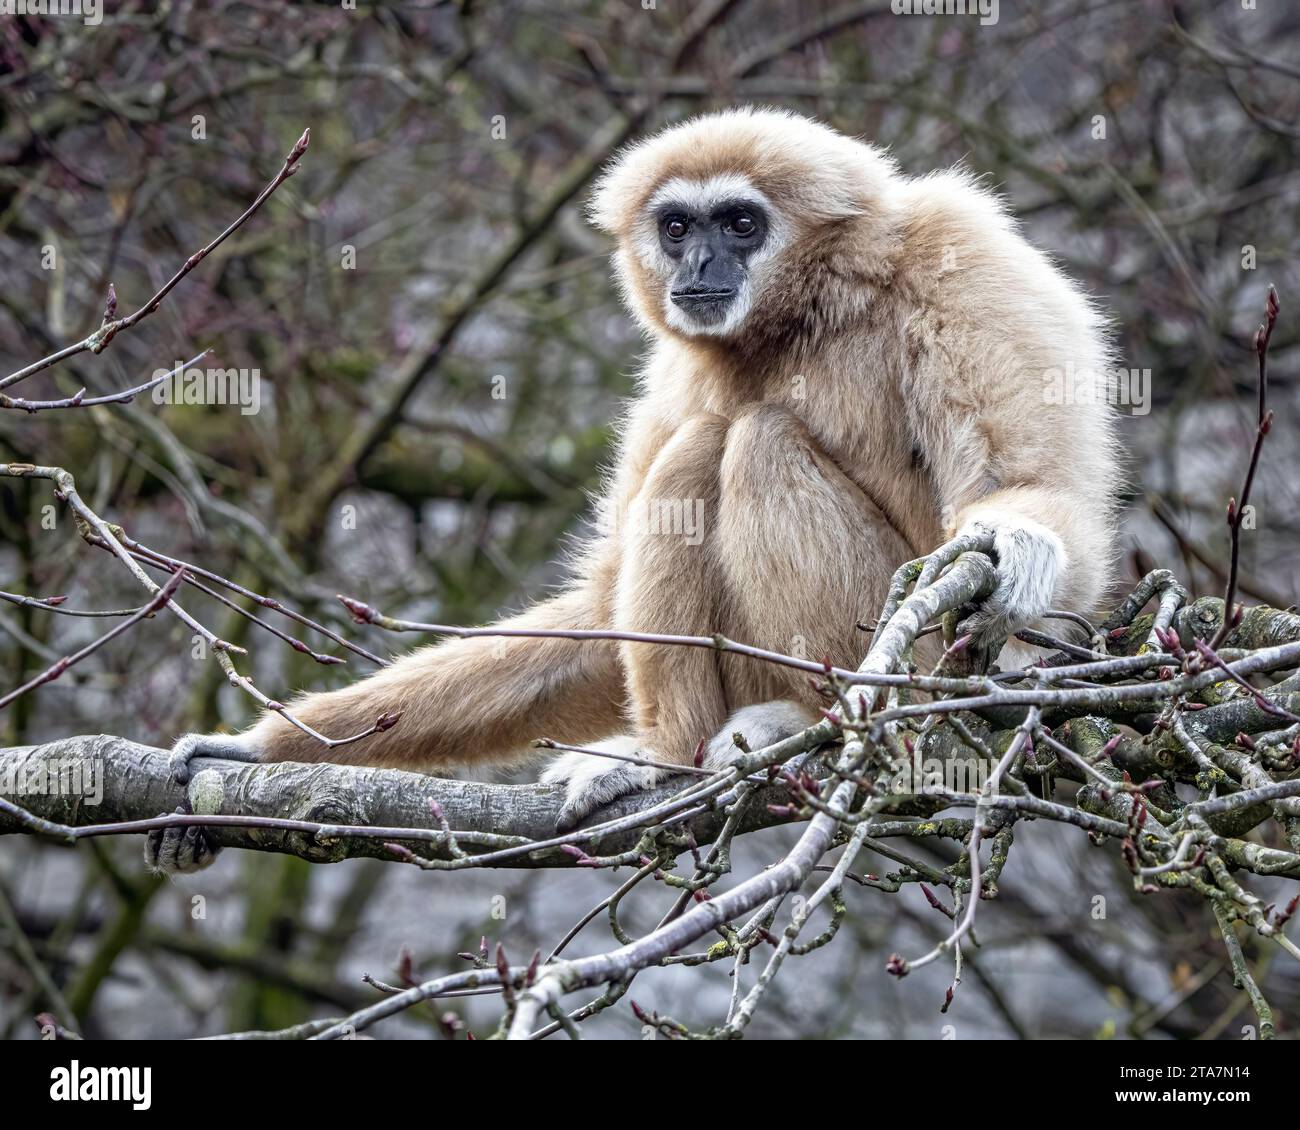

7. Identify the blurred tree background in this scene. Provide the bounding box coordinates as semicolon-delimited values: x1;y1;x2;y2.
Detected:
1;0;1298;1039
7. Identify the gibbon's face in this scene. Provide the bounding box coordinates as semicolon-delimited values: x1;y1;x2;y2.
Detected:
637;174;785;338
596;110;892;341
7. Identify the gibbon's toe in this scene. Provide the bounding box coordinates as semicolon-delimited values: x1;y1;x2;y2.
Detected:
541;740;665;832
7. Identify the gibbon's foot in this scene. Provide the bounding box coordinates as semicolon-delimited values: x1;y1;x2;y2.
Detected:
144;803;221;875
702;700;820;766
542;737;665;833
166;730;262;785
543;701;819;832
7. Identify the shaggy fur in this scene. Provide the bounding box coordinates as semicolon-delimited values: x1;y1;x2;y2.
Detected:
152;108;1119;865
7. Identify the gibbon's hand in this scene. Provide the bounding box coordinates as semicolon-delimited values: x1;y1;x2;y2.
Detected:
542;701;818;831
167;730;265;784
143;731;263;874
144;803;222;875
955;514;1066;646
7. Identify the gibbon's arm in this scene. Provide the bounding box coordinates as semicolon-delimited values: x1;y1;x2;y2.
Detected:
148;574;626;873
903;272;1118;642
934;367;1115;642
170;558;625;774
165;403;685;777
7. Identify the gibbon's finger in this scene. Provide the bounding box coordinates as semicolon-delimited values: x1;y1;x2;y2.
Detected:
541;742;666;832
144;805;222;875
167;731;263;784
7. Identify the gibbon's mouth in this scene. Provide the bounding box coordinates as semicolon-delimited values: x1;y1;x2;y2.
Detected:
670;288;736;308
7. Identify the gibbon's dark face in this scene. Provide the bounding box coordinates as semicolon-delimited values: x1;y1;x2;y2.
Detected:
655;197;769;332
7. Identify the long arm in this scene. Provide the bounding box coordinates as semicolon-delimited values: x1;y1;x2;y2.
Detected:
168;538;625;774
149;567;625;872
900;200;1121;643
180;400;691;774
245;577;626;770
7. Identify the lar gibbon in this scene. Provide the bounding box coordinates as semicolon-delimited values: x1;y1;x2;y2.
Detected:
147;108;1118;872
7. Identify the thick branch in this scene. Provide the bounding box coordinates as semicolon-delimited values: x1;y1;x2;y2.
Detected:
0;735;804;867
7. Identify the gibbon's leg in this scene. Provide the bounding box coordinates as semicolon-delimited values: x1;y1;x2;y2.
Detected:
546;405;919;829
703;403;919;763
147;579;625;872
616;414;732;755
544;413;732;829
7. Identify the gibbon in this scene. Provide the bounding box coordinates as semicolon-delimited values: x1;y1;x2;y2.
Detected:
147;107;1118;872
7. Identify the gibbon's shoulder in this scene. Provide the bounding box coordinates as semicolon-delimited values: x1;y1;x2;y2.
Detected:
892;167;1037;291
889;165;1108;338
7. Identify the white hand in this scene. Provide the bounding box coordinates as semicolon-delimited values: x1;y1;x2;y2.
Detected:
957;512;1066;642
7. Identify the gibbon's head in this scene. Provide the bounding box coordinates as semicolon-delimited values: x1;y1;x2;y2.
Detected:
589;107;899;342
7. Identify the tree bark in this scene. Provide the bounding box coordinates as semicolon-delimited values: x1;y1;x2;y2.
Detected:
0;734;800;867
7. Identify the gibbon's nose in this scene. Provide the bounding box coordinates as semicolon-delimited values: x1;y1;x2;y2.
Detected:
686;240;738;292
681;240;712;275
673;242;737;304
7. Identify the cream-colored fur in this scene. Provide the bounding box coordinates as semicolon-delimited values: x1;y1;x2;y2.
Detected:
156;108;1119;862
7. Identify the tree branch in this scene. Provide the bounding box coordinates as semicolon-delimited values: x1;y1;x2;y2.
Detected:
0;734;806;868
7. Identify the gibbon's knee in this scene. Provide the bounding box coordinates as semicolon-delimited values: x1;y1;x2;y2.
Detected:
721;400;910;560
634;412;730;509
719;403;810;493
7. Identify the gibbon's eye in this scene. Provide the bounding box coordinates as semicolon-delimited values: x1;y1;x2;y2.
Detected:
726;212;756;236
663;216;689;241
